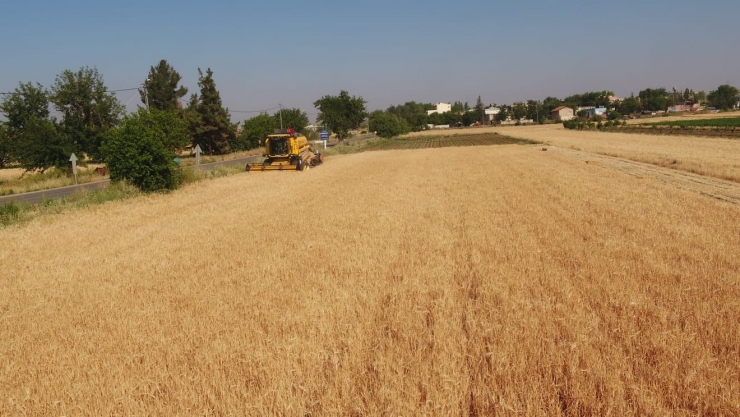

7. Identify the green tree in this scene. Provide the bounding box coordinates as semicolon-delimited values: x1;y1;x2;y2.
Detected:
386;101;429;131
474;96;485;124
187;68;235;154
234;113;277;151
313;90;367;141
526;100;545;123
564;91;614;108
102;109;181;192
495;105;509;122
462;111;478;126
0;82;50;137
451;101;464;113
443;111;463;125
140;59;188;111
51;68;121;155
512;102;527;120
0;124;8;168
274;107;309;132
617;95;641;115
12;117;72;173
50;67;124;160
707;84;739;110
368;110;410;138
638;88;671;112
543;96;563;114
427;112;445;125
136;109;190;152
695;90;707;104
1;82;74;172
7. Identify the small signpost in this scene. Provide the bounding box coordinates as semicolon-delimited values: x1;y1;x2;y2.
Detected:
194;144;202;166
69;153;78;185
319;130;329;150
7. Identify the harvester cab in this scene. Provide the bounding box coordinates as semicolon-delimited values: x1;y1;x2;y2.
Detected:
246;128;324;172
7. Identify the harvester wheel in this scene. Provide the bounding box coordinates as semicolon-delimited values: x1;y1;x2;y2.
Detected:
245;164;251;172
296;160;305;171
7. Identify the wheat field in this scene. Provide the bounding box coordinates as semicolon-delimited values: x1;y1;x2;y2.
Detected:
1;145;739;415
422;124;740;183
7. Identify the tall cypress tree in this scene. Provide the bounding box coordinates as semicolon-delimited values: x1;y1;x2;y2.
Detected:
475;96;485;124
187;68;234;154
140;60;188;111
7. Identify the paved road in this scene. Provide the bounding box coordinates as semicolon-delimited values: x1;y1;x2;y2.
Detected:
0;155;263;207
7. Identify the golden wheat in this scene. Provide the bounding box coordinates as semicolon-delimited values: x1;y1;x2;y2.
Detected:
1;145;739;415
483;124;740;183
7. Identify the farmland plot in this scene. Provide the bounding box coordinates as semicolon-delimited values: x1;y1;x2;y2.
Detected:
363;133;530;151
488;124;740;183
1;145;739;415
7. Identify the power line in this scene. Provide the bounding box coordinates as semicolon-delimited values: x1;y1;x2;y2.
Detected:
3;87;316;117
230;105;281;114
109;87;141;93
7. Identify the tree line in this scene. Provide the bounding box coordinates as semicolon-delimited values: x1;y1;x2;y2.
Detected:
0;60;369;191
367;84;739;138
2;59;738;188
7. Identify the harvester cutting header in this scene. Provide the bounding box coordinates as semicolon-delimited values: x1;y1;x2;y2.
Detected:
246;128;324;172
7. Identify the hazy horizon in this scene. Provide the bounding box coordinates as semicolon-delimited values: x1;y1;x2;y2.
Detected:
2;0;739;123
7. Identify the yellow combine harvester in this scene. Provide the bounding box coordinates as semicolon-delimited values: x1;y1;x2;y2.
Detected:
246;128;324;172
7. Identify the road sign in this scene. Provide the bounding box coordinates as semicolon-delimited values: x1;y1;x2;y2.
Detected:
69;153;78;185
194;144;202;165
320;130;329;141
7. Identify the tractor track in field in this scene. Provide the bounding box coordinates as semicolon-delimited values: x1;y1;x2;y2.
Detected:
550;147;740;205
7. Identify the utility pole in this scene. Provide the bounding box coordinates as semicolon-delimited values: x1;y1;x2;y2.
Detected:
144;78;150;110
278;103;283;129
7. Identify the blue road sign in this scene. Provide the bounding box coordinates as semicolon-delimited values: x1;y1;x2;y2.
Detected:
320;130;329;141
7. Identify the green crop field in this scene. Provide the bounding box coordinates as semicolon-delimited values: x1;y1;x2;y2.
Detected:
643;117;740;128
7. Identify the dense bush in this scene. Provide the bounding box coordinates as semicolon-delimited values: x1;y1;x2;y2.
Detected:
102;109;183;192
368;111;411;138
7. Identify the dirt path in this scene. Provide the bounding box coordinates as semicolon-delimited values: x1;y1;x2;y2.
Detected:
548;147;740;204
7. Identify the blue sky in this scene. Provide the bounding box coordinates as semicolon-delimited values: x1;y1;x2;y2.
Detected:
2;0;739;122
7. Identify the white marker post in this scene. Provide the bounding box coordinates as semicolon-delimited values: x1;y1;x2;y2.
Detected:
69;153;78;185
194;144;202;165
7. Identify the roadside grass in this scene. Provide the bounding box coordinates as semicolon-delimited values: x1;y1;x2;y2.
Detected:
0;183;141;228
0;164;249;228
0;166;105;196
0;148;264;195
178;148;263;166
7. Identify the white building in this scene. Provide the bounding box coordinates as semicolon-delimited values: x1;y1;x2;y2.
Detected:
426;102;452;115
484;107;500;124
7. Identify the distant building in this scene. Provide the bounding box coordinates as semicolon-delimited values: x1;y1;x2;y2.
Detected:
426;102;452;115
583;107;607;118
550;106;575;121
484;107;500;124
667;104;700;113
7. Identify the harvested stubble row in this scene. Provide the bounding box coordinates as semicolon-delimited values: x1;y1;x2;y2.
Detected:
0;145;738;415
494;124;740;183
